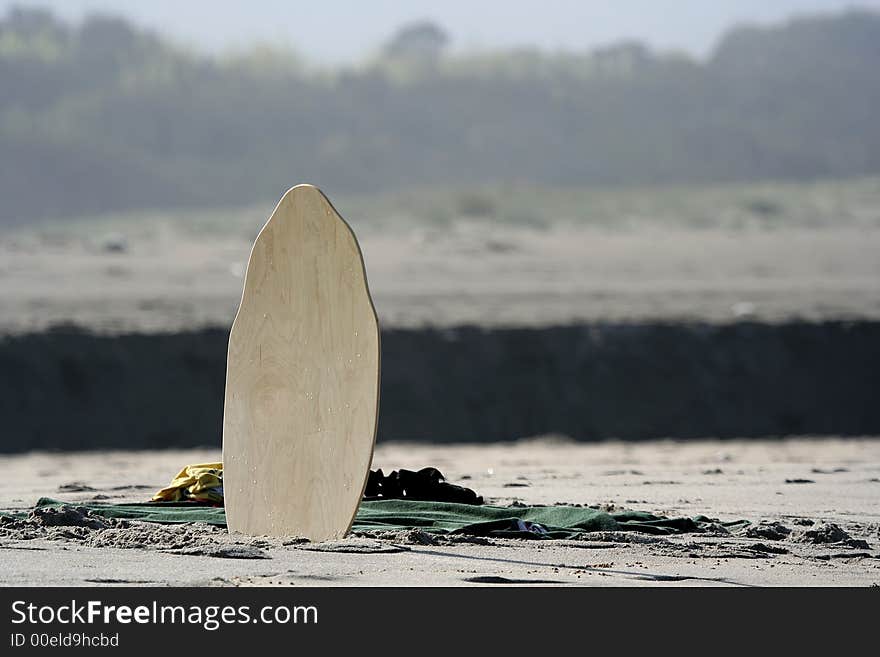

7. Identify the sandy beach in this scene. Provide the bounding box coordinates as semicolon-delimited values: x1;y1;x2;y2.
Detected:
3;3;880;619
2;437;877;587
2;173;878;588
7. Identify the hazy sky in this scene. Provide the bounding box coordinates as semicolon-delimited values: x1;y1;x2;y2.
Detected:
3;0;878;62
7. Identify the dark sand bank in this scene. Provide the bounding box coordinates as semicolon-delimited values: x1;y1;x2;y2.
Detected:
1;321;878;452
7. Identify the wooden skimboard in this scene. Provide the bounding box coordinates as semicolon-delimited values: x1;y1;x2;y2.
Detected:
222;184;380;541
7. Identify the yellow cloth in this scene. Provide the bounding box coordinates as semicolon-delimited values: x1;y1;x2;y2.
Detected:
152;462;224;503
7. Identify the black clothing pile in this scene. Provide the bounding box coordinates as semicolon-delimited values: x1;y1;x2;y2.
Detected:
363;467;483;505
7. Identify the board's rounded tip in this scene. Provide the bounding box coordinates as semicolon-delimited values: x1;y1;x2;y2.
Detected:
275;184;338;214
281;183;324;199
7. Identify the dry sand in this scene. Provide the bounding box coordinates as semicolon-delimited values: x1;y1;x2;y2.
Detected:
2;222;880;332
1;438;878;586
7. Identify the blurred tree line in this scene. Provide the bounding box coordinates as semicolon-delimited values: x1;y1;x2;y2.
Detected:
1;7;879;223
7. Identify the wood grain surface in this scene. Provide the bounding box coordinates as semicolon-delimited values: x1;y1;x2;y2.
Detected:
222;185;380;540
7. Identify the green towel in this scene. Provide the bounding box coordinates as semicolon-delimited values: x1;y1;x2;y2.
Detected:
25;498;746;539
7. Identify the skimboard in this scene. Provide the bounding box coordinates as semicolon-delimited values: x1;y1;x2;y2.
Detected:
222;184;380;541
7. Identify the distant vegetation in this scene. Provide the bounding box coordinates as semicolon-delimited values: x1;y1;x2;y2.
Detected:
1;7;880;223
